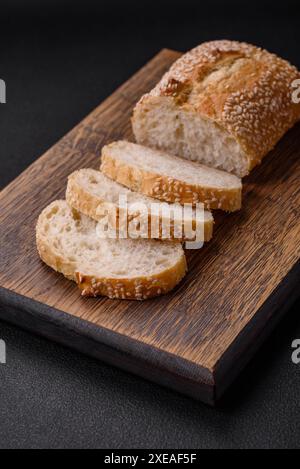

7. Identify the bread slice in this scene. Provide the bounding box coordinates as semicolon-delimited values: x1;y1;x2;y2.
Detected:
100;141;242;212
132;40;300;177
66;168;214;242
36;200;187;300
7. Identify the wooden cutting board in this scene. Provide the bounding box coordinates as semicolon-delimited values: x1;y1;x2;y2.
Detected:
0;49;299;405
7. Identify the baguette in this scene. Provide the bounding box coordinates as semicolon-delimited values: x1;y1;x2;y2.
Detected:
100;141;242;211
66;168;214;242
132;40;300;177
36;200;187;300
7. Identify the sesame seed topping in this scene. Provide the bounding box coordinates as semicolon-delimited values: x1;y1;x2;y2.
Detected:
137;40;300;161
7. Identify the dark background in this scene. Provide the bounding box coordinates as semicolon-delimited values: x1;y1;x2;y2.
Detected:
0;0;300;449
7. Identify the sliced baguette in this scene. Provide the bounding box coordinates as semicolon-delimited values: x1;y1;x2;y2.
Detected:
36;200;187;300
66;168;214;242
132;40;300;177
100;141;242;212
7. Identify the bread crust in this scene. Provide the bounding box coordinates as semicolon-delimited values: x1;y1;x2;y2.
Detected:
133;40;300;175
36;201;187;301
66;170;214;242
100;150;242;212
75;258;187;300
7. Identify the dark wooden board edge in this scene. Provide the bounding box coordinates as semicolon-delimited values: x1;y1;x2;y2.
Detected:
0;260;299;406
214;261;300;402
0;286;216;406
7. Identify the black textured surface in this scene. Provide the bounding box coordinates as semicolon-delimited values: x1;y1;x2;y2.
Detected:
0;0;300;449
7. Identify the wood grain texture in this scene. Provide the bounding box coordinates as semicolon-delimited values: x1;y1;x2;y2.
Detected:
0;49;299;405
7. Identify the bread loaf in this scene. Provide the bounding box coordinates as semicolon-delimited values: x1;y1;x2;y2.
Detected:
132;40;300;177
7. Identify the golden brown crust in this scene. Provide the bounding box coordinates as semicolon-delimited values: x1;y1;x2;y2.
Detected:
100;152;242;212
134;40;300;173
36;201;187;301
66;171;214;242
75;256;187;300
